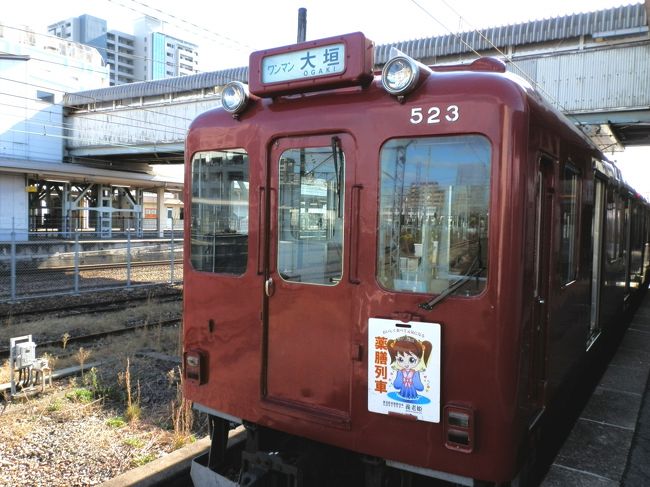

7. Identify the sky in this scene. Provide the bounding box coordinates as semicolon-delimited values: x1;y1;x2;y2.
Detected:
4;0;643;71
3;0;649;196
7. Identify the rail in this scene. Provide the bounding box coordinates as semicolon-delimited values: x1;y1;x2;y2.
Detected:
0;318;182;360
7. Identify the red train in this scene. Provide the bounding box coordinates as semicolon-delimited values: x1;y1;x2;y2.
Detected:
183;32;650;486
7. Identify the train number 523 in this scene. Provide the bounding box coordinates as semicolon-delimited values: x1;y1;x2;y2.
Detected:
410;105;460;124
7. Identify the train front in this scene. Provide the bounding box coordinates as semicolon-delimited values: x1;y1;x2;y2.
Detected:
183;32;530;486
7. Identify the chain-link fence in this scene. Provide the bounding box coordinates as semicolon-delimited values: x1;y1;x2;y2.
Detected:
0;229;183;302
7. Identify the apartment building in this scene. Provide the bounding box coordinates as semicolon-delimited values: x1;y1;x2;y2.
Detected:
49;14;199;85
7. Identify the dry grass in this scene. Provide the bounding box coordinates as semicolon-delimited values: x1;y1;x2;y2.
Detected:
0;296;193;483
170;371;194;450
0;359;10;384
0;317;206;487
119;357;142;424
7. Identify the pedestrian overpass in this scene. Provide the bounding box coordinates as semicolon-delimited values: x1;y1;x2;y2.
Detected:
63;2;650;165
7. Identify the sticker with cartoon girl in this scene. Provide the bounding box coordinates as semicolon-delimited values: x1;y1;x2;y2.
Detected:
367;318;441;423
387;336;433;403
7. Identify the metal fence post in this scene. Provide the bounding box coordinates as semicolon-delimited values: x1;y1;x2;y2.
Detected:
170;218;175;283
126;228;132;288
74;231;80;294
10;219;16;301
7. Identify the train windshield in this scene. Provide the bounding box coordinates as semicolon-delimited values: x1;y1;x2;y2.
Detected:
189;149;249;274
377;135;490;296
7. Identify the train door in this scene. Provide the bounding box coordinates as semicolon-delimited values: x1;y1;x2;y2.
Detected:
263;134;355;425
530;155;554;409
588;176;606;348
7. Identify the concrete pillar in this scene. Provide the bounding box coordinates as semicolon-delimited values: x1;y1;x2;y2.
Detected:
157;187;166;237
0;174;29;241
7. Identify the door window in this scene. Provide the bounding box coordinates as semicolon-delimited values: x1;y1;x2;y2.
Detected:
277;145;344;285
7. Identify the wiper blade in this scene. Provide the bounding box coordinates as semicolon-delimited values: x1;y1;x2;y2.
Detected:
418;260;485;311
331;136;343;218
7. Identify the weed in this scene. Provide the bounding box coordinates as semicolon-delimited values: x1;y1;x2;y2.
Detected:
166;367;177;387
120;358;141;423
47;399;63;412
124;437;145;448
41;352;58;372
131;453;156;467
170;370;193;449
62;332;70;349
125;403;142;423
65;388;94;403
82;367;111;398
106;416;127;428
0;359;10;384
76;347;91;377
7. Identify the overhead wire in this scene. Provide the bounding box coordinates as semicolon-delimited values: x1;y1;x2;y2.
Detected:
408;0;587;131
0;35;209;154
1;23;187;84
434;0;577;115
4;123;184;150
0;87;191;145
0;93;191;135
0;104;187;142
0;22;216;128
107;0;256;52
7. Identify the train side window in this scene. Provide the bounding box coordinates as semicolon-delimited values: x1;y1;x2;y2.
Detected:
630;203;644;288
377;135;490;296
189;150;249;274
605;189;617;261
605;190;626;263
559;164;579;285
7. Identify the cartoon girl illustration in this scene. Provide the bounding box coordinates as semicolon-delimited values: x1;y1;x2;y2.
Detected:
387;336;433;401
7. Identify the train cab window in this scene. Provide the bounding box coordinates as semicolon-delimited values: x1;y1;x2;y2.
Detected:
377;135;490;296
277;146;344;286
559;165;579;285
189;150;249;274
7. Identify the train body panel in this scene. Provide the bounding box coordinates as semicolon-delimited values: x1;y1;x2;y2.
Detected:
183;33;650;486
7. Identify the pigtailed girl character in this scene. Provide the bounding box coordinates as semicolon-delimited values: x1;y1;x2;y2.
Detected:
387;336;433;400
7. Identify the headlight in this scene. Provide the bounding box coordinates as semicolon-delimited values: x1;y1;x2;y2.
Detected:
381;48;430;96
221;81;249;114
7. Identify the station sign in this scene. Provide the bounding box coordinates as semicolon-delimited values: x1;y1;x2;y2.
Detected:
249;32;375;98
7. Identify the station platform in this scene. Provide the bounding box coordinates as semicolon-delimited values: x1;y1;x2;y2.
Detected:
542;291;650;486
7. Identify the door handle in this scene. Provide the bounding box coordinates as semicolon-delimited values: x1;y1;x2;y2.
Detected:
265;277;274;297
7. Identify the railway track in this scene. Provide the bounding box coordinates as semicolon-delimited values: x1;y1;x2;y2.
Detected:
0;317;181;360
33;259;179;273
1;289;181;322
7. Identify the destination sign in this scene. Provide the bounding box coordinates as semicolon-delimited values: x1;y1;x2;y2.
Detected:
261;43;346;84
249;32;374;97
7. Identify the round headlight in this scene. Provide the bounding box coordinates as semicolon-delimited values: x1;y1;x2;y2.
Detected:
381;56;420;95
222;81;249;114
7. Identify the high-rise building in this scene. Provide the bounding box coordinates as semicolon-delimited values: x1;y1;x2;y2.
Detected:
106;31;137;84
47;14;107;55
134;16;199;81
48;14;199;85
